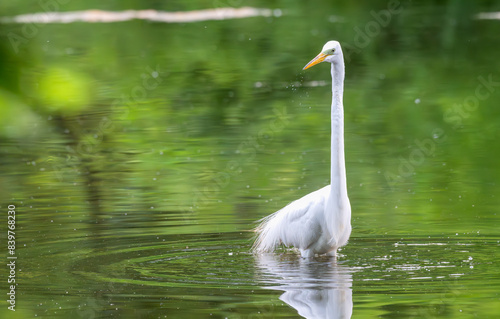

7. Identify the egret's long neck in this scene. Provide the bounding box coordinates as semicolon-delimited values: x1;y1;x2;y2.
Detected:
330;60;348;204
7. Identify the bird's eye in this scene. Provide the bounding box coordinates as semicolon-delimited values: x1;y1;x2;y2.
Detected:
331;49;335;53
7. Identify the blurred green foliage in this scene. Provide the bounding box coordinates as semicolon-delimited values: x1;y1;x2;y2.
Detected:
0;0;499;217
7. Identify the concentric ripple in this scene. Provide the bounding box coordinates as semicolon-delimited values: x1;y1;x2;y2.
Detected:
68;231;500;295
71;232;259;289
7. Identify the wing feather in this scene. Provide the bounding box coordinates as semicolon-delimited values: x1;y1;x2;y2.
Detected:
252;185;330;252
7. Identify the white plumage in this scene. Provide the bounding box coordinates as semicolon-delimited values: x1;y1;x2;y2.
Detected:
253;41;352;258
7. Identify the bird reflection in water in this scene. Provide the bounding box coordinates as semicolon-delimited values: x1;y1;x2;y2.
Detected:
254;253;353;319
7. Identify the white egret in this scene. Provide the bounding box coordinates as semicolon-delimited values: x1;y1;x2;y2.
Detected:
253;41;351;258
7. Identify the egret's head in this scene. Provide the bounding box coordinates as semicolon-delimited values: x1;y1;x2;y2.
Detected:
303;41;342;70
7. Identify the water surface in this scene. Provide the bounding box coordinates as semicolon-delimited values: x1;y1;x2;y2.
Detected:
1;1;500;318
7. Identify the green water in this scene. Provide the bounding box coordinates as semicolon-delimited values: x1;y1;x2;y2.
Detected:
1;1;500;318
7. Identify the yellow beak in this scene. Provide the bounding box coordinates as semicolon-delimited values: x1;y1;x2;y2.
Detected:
303;52;328;70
